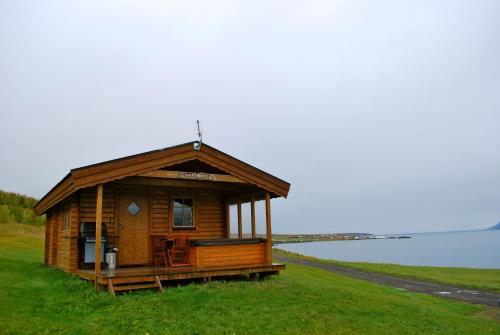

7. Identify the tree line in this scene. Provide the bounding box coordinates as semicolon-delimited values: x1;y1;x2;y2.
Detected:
0;190;45;225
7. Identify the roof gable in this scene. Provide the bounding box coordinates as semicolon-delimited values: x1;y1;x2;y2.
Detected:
34;142;290;215
160;160;228;174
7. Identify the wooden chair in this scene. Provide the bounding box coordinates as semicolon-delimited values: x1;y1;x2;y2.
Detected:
151;236;168;268
167;235;191;268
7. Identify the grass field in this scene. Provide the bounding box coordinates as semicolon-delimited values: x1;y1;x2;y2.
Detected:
0;223;499;335
274;249;500;293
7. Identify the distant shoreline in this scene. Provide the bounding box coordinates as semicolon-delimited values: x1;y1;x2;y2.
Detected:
272;227;499;244
272;233;411;244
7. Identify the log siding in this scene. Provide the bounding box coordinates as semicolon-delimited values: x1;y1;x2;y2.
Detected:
44;184;230;273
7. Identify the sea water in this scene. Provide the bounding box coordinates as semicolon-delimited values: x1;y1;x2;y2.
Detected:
277;230;500;269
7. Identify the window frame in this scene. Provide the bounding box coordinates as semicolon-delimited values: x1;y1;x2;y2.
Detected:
172;196;196;229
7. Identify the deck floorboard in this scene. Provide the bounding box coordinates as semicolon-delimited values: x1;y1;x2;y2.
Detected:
76;263;285;286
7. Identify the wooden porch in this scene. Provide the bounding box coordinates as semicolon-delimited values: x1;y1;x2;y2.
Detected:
87;179;277;292
77;263;285;294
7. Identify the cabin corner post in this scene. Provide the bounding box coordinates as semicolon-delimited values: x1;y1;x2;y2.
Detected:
95;184;104;289
44;213;50;266
265;192;272;265
225;201;231;239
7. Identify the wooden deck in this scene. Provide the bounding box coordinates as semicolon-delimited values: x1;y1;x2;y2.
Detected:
77;263;285;291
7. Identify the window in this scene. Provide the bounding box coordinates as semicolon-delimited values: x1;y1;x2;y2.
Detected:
173;198;194;228
127;201;141;216
62;207;70;231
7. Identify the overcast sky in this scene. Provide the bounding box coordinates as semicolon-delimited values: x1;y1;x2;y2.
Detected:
1;1;499;234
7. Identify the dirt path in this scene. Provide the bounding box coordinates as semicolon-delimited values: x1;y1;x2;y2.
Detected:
273;253;500;307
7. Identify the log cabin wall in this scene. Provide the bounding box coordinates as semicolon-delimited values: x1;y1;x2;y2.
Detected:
167;189;226;239
51;210;59;265
78;186;116;236
42;196;79;272
45;210;54;265
110;184;227;240
69;183;228;270
45;184;266;271
53;197;79;272
56;215;70;271
150;188;169;235
46;181;274;272
44;211;50;265
68;199;79;272
45;208;60;267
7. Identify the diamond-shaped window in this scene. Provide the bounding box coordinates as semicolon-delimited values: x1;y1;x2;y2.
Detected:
127;201;141;216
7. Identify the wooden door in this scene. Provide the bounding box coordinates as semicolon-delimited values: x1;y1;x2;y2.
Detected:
118;193;150;266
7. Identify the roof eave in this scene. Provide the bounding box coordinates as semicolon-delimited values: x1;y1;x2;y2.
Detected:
34;142;291;215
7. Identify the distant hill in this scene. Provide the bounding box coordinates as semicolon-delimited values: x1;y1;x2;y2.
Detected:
0;190;45;225
486;222;500;230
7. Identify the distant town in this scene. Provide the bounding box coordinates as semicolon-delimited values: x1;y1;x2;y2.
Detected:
271;233;411;244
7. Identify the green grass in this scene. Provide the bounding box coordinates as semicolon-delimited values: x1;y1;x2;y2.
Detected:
274;249;500;293
0;224;499;334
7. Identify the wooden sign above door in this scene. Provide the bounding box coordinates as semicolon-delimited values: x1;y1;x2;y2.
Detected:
138;170;247;183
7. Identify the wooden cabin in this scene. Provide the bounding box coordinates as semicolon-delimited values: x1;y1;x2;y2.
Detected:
34;142;290;293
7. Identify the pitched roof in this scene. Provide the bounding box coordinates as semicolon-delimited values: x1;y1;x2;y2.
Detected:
34;142;290;215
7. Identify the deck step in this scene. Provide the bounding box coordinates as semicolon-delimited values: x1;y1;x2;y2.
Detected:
113;282;159;291
107;275;163;294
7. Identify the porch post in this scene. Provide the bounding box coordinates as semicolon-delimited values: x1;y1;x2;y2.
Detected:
95;184;103;290
250;196;256;239
237;196;242;239
225;201;231;239
265;192;272;264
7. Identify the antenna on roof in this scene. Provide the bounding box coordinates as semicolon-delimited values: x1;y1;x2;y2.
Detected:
194;120;203;150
